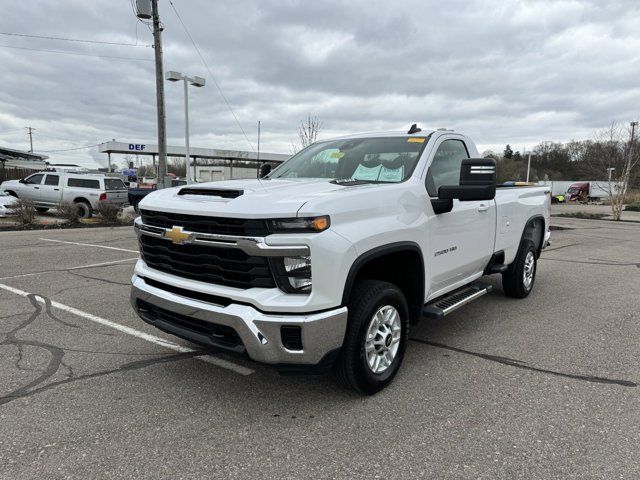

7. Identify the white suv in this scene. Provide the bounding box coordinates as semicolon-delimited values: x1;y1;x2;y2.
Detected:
1;172;128;218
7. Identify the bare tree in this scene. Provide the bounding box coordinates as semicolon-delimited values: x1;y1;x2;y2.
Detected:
581;121;639;220
291;114;321;153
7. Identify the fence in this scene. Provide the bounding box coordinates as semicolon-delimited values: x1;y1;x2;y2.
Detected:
0;166;32;183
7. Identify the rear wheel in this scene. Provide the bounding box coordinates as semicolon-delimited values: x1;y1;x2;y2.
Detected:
502;239;537;298
336;280;409;395
76;201;92;219
36;207;49;213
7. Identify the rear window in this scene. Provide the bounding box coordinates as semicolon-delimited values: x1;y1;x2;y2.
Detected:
104;179;127;190
68;178;100;189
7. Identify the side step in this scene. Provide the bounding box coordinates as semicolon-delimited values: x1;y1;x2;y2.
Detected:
422;282;493;320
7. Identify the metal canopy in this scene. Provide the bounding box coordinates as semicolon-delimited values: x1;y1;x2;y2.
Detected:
98;141;289;164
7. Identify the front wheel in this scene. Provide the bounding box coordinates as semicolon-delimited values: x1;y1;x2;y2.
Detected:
36;207;49;213
502;239;537;298
336;280;409;395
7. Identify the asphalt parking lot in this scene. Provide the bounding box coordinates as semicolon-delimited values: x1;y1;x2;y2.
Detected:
1;218;639;479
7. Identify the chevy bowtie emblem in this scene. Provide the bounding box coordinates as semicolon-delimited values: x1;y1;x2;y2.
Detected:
163;226;191;245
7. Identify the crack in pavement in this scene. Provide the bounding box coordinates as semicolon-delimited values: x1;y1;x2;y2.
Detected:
68;270;130;286
0;351;206;406
409;337;637;388
540;257;640;268
0;292;220;406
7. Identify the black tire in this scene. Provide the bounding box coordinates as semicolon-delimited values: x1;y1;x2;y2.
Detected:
6;191;17;198
36;207;49;213
76;201;92;219
502;239;537;298
336;280;409;395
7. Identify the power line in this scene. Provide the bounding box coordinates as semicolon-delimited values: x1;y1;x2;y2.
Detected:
168;0;256;153
37;143;101;153
0;44;153;62
0;31;150;47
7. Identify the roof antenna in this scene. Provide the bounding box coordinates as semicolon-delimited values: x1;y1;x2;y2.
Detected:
407;123;421;134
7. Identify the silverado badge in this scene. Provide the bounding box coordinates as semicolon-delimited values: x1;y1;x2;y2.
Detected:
163;226;191;245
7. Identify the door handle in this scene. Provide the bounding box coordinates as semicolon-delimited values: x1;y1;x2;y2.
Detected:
54;188;59;191
34;187;40;189
478;204;490;212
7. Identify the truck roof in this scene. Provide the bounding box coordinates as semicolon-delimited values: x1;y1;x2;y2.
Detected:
323;129;439;141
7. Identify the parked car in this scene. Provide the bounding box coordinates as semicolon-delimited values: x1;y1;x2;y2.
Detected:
0;191;18;217
0;172;128;218
130;127;551;394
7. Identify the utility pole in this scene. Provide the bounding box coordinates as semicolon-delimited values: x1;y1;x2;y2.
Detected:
151;0;168;188
26;127;34;152
526;153;532;183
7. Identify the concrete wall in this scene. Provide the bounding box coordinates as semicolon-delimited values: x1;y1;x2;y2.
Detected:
195;166;257;182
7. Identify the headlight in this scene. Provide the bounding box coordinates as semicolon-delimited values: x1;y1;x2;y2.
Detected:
270;255;312;294
267;216;330;233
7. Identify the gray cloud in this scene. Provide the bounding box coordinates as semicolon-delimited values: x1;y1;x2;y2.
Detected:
0;0;639;167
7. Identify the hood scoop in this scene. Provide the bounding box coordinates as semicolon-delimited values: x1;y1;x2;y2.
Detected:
177;187;244;199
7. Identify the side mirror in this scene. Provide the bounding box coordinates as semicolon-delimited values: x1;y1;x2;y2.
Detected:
439;158;496;202
259;163;271;178
431;158;496;214
19;178;26;184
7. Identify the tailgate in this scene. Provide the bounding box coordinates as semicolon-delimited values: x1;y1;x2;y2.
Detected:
105;190;128;205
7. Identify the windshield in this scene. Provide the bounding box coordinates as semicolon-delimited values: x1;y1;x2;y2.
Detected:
270;136;430;183
104;178;127;190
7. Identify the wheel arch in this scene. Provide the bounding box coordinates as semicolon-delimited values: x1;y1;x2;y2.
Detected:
520;215;546;258
342;242;425;324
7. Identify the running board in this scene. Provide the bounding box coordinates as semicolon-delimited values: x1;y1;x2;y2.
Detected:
422;282;493;320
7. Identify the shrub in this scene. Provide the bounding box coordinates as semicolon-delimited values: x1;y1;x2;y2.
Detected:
97;202;122;224
625;202;640;212
57;201;81;225
12;198;37;225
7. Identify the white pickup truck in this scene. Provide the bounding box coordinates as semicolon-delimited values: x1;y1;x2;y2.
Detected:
130;127;551;394
1;172;128;218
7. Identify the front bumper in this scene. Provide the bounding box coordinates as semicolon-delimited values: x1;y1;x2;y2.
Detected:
130;274;348;366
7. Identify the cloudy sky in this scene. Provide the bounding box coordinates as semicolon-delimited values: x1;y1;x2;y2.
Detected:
1;0;639;168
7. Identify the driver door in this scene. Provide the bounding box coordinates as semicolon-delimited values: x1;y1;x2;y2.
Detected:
426;137;496;296
21;173;44;203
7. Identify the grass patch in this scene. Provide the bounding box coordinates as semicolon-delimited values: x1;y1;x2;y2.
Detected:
553;212;609;220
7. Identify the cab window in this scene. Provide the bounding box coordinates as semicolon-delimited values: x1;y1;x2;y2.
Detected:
426;139;469;197
25;174;44;185
44;174;60;186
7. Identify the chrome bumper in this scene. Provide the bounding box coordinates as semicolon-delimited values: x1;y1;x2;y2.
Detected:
130;275;348;365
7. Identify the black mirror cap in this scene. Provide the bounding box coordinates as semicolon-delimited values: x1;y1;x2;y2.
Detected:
460;158;496;186
438;184;496;201
259;164;272;178
19;178;26;183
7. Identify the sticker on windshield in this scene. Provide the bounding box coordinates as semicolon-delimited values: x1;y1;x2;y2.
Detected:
330;151;345;158
407;137;425;143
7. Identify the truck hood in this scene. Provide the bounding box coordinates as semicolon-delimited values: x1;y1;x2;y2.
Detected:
138;178;352;218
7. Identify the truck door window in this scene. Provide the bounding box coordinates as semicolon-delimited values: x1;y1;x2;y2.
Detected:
25;174;44;185
426;139;469;196
44;175;60;186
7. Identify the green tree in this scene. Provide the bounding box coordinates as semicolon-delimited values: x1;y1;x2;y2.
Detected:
503;144;514;159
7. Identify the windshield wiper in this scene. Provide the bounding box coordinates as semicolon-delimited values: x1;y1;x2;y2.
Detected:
330;178;379;186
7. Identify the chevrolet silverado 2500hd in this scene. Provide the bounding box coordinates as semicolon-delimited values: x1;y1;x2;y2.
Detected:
130;126;551;394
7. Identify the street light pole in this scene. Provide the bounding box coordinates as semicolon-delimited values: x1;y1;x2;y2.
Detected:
166;71;205;184
183;77;192;184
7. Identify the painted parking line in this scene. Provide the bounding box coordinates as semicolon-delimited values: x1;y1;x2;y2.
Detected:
39;238;138;253
0;282;254;376
0;258;140;281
